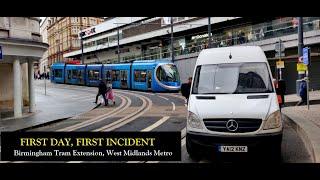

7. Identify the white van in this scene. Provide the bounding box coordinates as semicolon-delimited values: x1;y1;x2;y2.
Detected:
186;46;282;161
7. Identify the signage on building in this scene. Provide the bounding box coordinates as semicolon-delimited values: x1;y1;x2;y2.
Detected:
66;60;81;64
276;60;284;69
303;47;310;65
191;33;212;40
297;63;307;71
0;46;2;60
80;27;96;38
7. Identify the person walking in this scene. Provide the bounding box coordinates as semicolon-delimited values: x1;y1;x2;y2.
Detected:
297;79;307;106
106;81;115;105
95;79;108;106
181;77;192;104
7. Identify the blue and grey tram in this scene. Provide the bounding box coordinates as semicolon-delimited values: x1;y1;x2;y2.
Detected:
50;59;181;92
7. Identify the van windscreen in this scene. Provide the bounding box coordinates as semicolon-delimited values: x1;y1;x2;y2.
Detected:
192;62;274;94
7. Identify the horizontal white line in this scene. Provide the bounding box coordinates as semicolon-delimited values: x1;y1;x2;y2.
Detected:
157;95;169;101
141;116;170;132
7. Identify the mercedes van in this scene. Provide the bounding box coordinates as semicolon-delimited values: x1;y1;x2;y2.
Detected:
186;46;282;161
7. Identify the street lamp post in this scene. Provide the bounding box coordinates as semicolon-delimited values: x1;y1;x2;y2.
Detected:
117;26;120;63
298;17;304;79
81;34;84;64
171;17;174;62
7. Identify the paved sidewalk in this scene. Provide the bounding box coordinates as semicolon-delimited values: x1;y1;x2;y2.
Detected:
282;90;320;163
0;81;97;132
285;90;320;103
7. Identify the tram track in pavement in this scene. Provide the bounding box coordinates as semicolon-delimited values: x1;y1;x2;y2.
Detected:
5;83;187;163
6;91;150;163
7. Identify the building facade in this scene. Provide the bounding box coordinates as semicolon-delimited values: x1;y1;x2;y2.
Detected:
39;17;49;74
64;17;320;94
47;17;104;66
0;17;48;119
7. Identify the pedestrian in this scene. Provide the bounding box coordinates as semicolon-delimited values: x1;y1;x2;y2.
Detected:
106;81;115;105
95;79;108;106
297;79;307;106
181;77;192;104
278;79;286;107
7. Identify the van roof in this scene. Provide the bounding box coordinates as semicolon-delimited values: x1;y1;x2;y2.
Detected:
196;46;267;65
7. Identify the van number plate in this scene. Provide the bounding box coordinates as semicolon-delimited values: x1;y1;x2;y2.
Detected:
218;146;248;152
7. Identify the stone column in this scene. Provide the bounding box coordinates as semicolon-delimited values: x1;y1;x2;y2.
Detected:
28;59;35;112
13;58;22;118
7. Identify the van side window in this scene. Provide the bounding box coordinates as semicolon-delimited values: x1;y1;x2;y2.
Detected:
192;66;201;94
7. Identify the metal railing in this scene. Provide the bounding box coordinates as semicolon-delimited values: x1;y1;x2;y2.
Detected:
90;18;320;64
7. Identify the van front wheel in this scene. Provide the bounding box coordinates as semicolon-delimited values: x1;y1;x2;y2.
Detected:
186;136;201;161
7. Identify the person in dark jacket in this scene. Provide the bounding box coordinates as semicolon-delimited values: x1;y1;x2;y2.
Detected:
95;79;108;106
297;79;307;106
181;77;192;104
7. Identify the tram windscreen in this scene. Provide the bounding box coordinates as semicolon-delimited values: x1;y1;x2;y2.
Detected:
156;64;180;82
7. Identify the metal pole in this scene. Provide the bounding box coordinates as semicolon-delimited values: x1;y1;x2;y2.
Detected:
208;17;212;48
298;17;304;79
306;47;311;110
117;26;120;63
171;17;174;62
279;39;282;80
81;35;84;64
307;78;309;110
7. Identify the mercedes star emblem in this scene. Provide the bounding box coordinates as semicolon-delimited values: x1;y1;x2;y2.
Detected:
226;119;238;132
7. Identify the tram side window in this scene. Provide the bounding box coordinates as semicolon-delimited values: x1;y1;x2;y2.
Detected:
134;70;140;82
140;71;146;82
78;70;83;79
156;67;166;81
71;70;78;79
88;70;100;80
54;69;63;78
112;70;120;81
106;70;112;81
67;70;72;79
120;70;128;81
134;70;147;82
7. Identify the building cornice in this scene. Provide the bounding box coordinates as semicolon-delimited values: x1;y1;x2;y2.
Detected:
0;38;49;48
